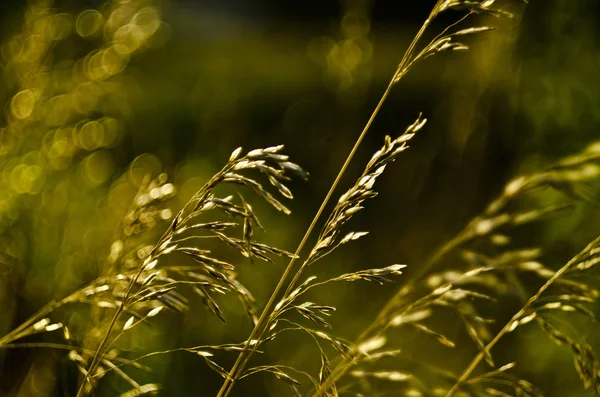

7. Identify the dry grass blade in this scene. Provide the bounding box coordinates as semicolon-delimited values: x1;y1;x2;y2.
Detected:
315;135;600;395
295;2;532;396
239;118;425;395
213;0;447;392
240;365;317;397
72;145;305;396
460;363;543;397
7;1;592;396
319;352;339;397
119;384;160;397
446;235;600;396
270;116;425;326
328;265;407;285
535;318;600;394
303;115;425;268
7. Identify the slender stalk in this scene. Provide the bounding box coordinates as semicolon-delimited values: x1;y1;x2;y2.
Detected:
313;2;535;392
284;80;394;298
73;169;231;397
445;235;600;397
217;5;445;397
216;79;394;397
311;228;467;396
0;277;109;349
355;229;469;339
75;270;142;397
0;298;72;348
74;161;249;396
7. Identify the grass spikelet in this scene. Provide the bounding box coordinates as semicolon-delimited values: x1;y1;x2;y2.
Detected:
213;2;531;396
12;1;600;396
0;144;309;396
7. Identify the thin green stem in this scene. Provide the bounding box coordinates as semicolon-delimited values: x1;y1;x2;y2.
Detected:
75;269;142;397
216;78;395;397
217;4;445;397
360;228;469;337
73;168;232;396
0;278;106;349
445;235;600;396
0;300;65;348
311;228;467;396
283;80;395;298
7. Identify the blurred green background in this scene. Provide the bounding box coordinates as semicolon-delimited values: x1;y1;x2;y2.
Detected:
1;0;600;396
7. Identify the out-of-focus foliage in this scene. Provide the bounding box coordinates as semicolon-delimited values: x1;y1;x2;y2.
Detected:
0;0;167;293
0;0;599;396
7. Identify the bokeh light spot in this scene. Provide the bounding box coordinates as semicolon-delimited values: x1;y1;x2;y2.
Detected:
129;153;162;186
83;150;115;187
11;89;37;120
341;12;370;37
44;94;72;126
49;13;73;41
73;82;101;114
76;9;104;38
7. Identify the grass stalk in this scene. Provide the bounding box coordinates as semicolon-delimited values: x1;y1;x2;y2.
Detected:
216;80;394;397
74;270;143;397
311;228;467;396
445;234;600;396
216;4;443;396
0;298;73;348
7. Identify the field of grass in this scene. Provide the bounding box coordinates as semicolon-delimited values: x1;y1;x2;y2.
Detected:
1;1;600;396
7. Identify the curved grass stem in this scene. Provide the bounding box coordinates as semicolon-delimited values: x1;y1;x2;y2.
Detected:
445;235;600;396
216;4;444;397
74;270;143;397
216;79;395;397
311;228;467;396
